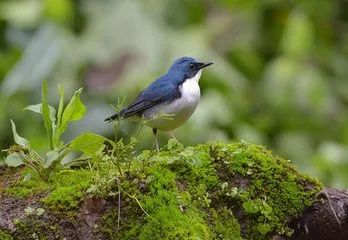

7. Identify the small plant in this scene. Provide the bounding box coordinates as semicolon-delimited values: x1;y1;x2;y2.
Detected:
86;99;144;196
2;81;105;181
242;198;273;235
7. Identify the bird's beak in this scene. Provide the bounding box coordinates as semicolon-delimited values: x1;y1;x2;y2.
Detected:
198;62;214;70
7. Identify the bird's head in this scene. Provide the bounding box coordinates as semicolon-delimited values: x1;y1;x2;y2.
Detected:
169;56;213;79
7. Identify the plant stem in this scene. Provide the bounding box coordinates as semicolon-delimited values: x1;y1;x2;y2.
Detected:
117;178;121;229
120;187;158;224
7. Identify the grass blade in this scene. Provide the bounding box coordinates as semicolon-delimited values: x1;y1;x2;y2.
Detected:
42;80;53;149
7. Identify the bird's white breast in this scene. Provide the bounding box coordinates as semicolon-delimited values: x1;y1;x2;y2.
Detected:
145;70;202;131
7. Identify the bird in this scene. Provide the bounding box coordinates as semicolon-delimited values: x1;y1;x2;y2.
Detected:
105;56;213;150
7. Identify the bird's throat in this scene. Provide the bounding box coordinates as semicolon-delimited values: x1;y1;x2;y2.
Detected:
186;69;202;83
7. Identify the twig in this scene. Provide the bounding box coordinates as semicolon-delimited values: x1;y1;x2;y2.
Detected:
120;187;158;224
323;190;342;228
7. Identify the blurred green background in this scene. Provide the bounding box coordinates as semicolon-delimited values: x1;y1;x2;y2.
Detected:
0;0;347;188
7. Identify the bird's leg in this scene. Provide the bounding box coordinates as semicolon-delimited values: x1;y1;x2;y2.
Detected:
153;128;160;151
169;131;179;142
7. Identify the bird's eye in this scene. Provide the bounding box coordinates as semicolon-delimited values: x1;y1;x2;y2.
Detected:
189;64;195;69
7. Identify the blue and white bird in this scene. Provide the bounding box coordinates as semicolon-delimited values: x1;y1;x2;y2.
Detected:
105;56;213;149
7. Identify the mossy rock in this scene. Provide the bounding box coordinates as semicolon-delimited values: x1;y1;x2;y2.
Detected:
100;141;321;240
1;141;321;240
5;169;91;213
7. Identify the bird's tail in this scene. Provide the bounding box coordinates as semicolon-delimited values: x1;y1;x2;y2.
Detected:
104;108;128;122
104;113;120;122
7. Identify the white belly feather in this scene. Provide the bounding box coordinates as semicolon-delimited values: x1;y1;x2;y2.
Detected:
144;70;202;131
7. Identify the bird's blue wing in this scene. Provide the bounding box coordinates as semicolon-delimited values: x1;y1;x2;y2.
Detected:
123;79;179;117
105;75;181;121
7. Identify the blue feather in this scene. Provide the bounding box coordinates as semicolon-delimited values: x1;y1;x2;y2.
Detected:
104;56;205;122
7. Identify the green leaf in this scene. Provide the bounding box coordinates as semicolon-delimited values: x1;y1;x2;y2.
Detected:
58;88;86;136
36;208;45;216
167;138;183;150
221;182;229;190
167;139;174;150
260;202;273;220
10;120;29;147
257;223;271;235
44;149;60;168
57;84;65;128
180;147;194;157
42;80;53;149
24;206;35;215
5;152;24;167
24;103;56;123
23;173;32;182
242;200;259;214
70;133;105;155
53;84;65;148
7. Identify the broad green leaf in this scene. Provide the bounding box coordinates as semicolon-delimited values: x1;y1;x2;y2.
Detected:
58;88;86;135
70;133;105;155
10;120;29;147
44;149;60;168
24;103;56;123
242;200;259;214
257;223;271;235
5;152;24;167
42;81;53;149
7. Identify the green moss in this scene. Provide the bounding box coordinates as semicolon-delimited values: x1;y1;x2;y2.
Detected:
209;208;244;240
207;141;322;239
13;218;57;240
5;169;49;198
6;169;91;212
0;229;14;240
101;142;243;240
41;170;91;211
139;206;210;240
100;141;320;240
2;168;90;238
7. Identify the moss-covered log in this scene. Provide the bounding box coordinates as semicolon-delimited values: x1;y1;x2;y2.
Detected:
0;142;346;239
